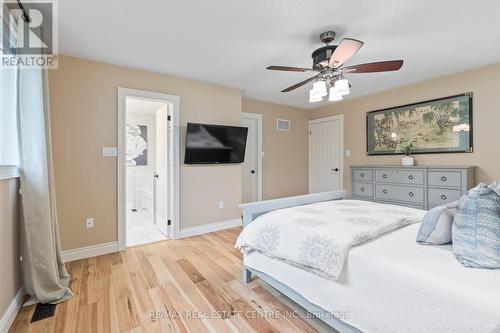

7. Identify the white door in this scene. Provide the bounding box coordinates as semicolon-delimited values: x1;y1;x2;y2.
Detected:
309;117;342;193
242;116;259;203
155;106;169;237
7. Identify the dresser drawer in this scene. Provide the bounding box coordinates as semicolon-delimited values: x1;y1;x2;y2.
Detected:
375;184;424;204
353;169;372;181
428;171;462;188
428;188;462;206
375;169;398;183
353;182;373;197
375;169;424;185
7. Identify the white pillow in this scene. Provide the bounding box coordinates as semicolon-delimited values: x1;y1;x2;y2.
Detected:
426;208;453;244
416;206;454;245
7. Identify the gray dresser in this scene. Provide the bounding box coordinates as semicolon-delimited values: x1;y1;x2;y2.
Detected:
350;165;475;210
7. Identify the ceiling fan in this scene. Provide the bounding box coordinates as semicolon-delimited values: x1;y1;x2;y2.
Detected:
267;31;404;103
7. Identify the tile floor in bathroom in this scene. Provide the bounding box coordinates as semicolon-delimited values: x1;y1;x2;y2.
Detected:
126;208;168;247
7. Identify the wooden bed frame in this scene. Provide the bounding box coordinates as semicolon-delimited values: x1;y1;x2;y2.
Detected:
238;190;362;333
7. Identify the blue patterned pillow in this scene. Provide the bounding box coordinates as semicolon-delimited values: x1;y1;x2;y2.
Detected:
452;181;500;268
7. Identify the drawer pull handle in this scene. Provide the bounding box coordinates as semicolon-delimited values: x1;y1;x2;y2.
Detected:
441;194;447;200
441;176;447;182
382;189;388;194
360;173;365;178
361;187;365;192
408;175;414;180
409;192;414;197
382;174;388;179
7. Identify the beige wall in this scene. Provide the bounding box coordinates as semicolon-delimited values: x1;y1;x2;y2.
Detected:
0;178;22;319
49;55;500;251
309;63;500;194
49;56;242;250
243;99;309;199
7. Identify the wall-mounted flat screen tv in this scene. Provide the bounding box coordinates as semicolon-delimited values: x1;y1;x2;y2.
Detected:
184;123;248;164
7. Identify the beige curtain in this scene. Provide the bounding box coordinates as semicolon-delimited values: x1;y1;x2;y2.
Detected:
17;64;73;304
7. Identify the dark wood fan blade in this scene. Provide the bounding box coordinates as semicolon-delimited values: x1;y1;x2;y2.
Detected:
343;60;404;73
281;76;318;92
328;38;364;68
267;66;317;72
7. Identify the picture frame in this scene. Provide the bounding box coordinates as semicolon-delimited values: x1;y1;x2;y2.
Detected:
126;123;148;166
366;93;473;155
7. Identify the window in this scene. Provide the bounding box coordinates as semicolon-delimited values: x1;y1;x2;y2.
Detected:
0;13;19;166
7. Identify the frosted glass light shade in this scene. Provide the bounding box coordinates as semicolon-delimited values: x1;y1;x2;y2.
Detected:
334;79;350;96
329;87;343;102
312;81;327;97
309;89;323;102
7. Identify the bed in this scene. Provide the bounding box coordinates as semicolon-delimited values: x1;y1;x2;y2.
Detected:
237;191;500;333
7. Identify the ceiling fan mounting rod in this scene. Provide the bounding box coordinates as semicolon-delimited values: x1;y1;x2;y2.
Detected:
319;31;336;45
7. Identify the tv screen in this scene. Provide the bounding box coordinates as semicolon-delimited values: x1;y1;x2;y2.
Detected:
184;123;248;164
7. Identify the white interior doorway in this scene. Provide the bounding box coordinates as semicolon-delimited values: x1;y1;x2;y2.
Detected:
309;115;344;193
117;88;180;250
241;112;262;203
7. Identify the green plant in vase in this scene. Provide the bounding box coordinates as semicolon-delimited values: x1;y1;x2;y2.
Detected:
402;143;414;166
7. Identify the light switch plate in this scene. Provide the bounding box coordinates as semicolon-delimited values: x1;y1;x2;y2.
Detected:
102;147;118;157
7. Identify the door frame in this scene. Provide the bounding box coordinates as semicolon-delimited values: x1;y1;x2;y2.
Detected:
308;114;344;193
242;112;263;201
117;87;180;250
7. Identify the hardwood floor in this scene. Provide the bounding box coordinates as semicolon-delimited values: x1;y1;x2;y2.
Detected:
9;228;327;333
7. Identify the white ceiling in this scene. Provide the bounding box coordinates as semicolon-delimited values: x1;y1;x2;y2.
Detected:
59;0;500;109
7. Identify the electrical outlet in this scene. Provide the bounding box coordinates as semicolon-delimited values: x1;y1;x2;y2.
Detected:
85;217;95;229
218;201;224;209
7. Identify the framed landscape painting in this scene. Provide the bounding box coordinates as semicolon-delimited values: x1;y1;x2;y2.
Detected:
366;93;473;155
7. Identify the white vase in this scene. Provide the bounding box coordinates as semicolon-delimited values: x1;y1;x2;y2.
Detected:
402;156;414;166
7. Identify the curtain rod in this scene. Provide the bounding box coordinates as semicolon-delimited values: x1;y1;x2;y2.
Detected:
16;0;31;23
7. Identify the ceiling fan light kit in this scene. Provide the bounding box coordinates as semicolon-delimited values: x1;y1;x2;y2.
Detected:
266;31;404;103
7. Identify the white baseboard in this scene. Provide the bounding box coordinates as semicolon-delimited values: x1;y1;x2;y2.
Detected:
61;219;241;261
62;241;118;262
0;287;24;333
178;218;242;239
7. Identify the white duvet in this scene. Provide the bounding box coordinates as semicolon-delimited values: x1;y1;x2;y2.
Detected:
236;200;425;280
